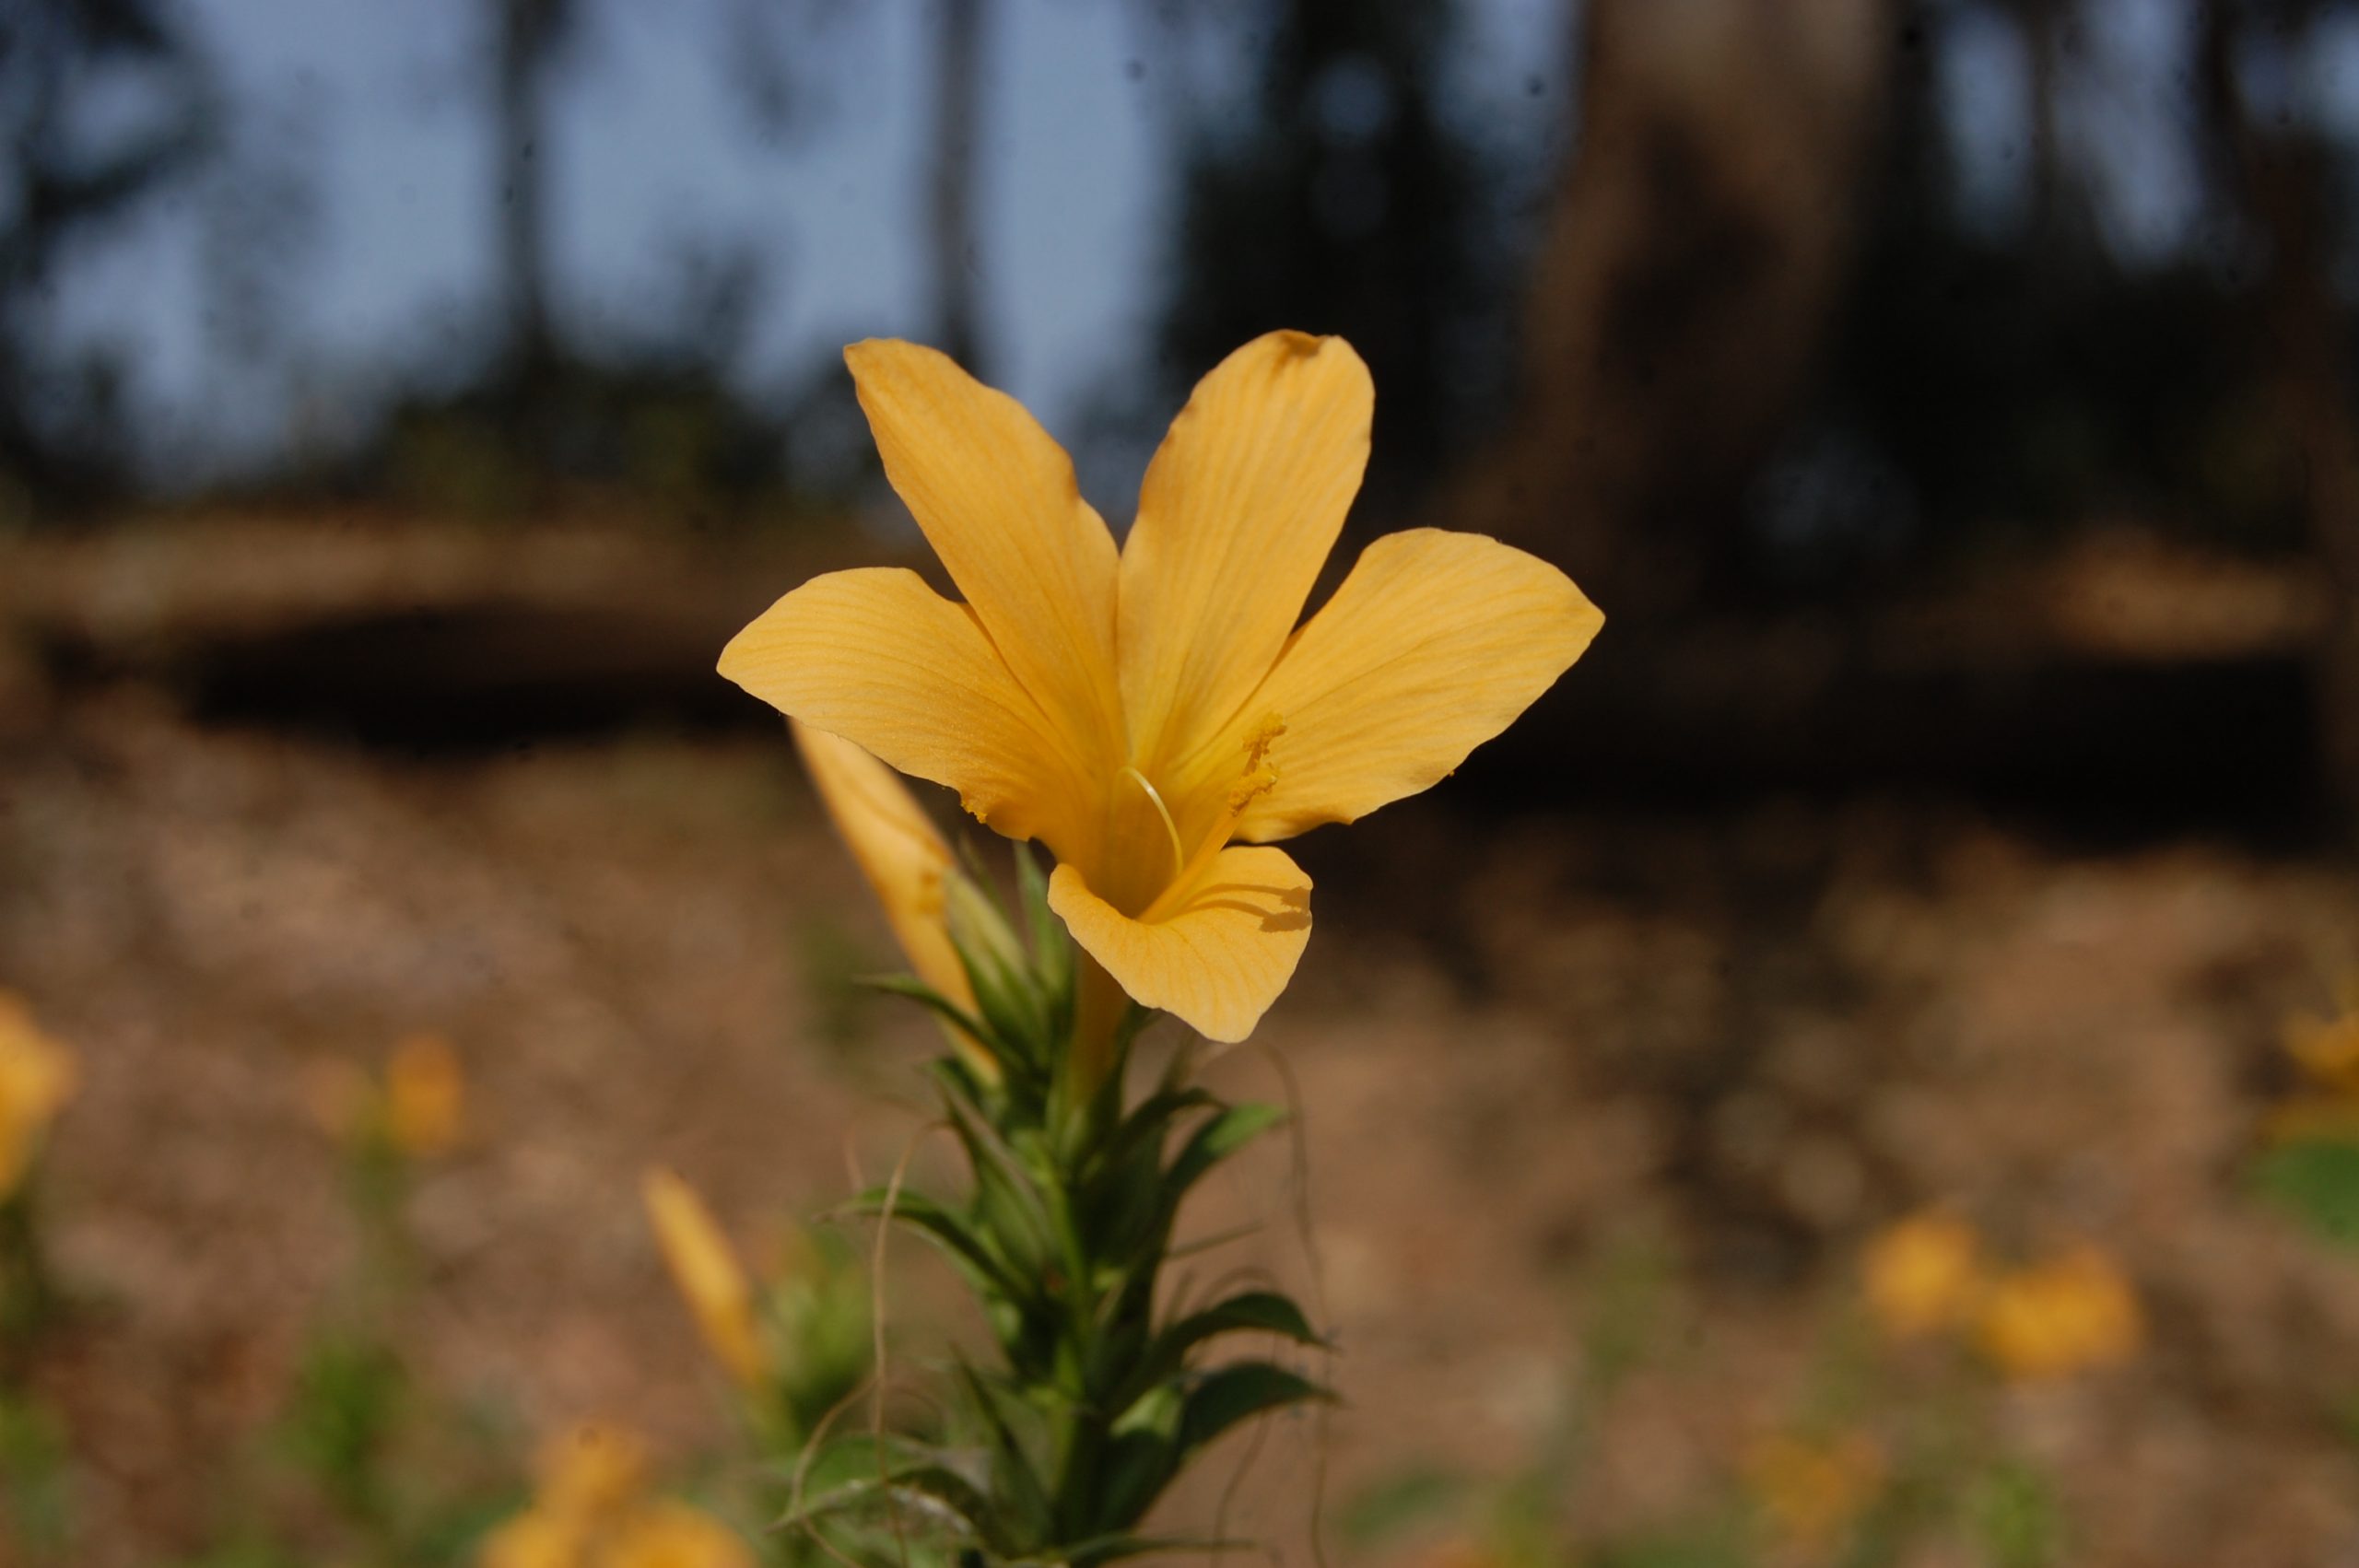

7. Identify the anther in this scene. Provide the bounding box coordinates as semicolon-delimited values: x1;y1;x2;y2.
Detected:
1244;713;1287;772
1226;767;1278;815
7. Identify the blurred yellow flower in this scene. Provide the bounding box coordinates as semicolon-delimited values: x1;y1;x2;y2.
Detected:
0;993;76;1199
478;1508;581;1568
792;720;996;1082
535;1420;648;1519
1976;1245;2143;1381
641;1167;769;1389
605;1499;760;1568
722;333;1600;1045
2270;989;2359;1145
1861;1211;1982;1339
479;1421;753;1568
1744;1432;1884;1548
385;1032;465;1156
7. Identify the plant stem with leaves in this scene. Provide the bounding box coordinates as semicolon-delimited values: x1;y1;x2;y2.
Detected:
790;848;1329;1567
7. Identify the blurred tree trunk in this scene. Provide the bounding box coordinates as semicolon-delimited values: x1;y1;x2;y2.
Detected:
1444;0;1893;624
2197;4;2359;833
930;0;988;374
495;0;570;373
1141;0;1496;508
1998;0;2068;241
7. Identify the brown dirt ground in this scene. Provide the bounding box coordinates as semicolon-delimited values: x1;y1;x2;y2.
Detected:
6;519;2359;1567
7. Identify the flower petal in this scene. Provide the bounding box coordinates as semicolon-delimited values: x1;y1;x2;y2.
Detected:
791;722;978;1016
642;1167;769;1389
845;339;1124;772
721;567;1090;857
1118;332;1371;778
1205;528;1603;842
1048;847;1312;1043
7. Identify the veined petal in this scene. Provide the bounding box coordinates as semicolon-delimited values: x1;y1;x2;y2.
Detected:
845;339;1124;770
1118;332;1371;776
1208;529;1602;842
721;568;1091;859
1048;847;1312;1043
791;722;980;1024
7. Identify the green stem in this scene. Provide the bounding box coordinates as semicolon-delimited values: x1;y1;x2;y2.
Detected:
804;872;1322;1565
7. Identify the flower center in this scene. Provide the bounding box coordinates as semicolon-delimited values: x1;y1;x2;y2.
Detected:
1135;715;1285;924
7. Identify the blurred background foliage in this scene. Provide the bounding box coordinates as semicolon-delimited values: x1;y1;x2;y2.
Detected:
11;0;2353;563
8;0;2359;827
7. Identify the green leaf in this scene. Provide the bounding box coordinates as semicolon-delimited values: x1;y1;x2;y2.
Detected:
1097;1380;1187;1527
842;1188;1024;1302
1164;1221;1267;1260
858;974;999;1057
1098;1089;1221;1173
1015;844;1074;1017
2252;1137;2359;1247
784;1469;1003;1552
931;1063;1057;1257
952;1359;1053;1539
1093;1427;1179;1537
1177;1361;1332;1459
778;1436;1016;1557
883;1465;1007;1549
947;872;1058;1061
1083;1087;1225;1261
958;952;1050;1069
1166;1290;1322;1351
1110;1292;1324;1414
1165;1102;1288;1203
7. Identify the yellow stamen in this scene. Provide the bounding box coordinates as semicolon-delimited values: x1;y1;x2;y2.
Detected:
1242;712;1286;771
1121;765;1186;873
1226;766;1278;815
1141;726;1285;925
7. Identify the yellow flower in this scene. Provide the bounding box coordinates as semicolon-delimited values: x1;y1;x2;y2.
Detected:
1744;1433;1884;1548
604;1499;757;1568
534;1420;648;1522
1861;1211;1982;1339
479;1421;753;1568
0;993;76;1199
722;333;1601;1045
385;1032;465;1156
641;1167;769;1389
1975;1245;2142;1382
792;720;996;1081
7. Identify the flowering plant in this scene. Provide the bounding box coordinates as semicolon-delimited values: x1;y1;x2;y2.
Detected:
724;333;1599;1563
